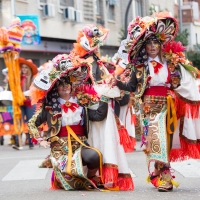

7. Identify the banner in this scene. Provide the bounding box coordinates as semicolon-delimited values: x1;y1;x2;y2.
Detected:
17;14;41;45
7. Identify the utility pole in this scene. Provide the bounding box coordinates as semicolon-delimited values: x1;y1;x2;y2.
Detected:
11;0;16;18
124;0;133;37
179;0;182;33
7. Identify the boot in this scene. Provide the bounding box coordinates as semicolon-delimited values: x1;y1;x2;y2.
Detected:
8;136;15;145
39;155;53;168
0;136;4;145
147;161;162;188
158;167;179;192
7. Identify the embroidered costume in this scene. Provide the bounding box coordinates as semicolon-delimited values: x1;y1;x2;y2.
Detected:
28;54;109;190
88;89;134;191
113;12;192;192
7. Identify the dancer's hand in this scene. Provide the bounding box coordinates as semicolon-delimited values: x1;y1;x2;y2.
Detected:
39;141;51;148
167;90;174;98
109;75;117;86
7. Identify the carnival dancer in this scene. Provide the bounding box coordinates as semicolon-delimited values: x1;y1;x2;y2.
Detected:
110;12;183;192
100;57;136;152
28;54;109;190
87;84;134;190
12;58;38;150
0;18;25;146
70;24;109;82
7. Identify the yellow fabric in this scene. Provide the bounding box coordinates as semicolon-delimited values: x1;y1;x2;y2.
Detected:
171;179;180;188
3;52;25;134
166;95;178;155
146;175;151;183
166;95;177;134
66;125;103;182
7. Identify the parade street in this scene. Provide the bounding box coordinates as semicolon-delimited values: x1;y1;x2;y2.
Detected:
0;136;200;200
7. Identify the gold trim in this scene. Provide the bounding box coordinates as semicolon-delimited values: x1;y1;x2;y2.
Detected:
28;108;42;139
135;67;148;98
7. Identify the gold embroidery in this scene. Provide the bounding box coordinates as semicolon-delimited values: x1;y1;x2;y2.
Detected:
51;116;57;125
136;71;142;79
50;126;57;137
135;67;148;98
137;83;142;93
28;108;42;139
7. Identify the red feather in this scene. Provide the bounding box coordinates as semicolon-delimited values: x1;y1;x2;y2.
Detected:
162;41;186;54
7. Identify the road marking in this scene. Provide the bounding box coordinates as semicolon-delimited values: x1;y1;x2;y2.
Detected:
0;155;49;160
171;159;200;177
2;160;49;181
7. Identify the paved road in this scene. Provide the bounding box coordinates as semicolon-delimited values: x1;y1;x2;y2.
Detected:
0;135;200;200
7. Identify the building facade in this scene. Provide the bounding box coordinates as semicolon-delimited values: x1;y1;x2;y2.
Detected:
181;0;200;50
0;0;122;85
0;0;178;86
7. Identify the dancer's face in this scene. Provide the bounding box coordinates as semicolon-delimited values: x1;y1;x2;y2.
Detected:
145;40;160;58
21;64;29;75
57;82;71;98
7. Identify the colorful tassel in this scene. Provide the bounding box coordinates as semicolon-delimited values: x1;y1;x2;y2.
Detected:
171;179;180;188
117;176;134;191
131;114;137;126
118;127;135;152
146;175;150;183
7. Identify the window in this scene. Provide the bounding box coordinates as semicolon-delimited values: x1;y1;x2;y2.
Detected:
83;0;94;22
135;0;142;16
174;0;178;4
108;4;115;21
108;0;117;6
40;0;47;3
95;0;100;15
17;0;28;3
59;0;74;7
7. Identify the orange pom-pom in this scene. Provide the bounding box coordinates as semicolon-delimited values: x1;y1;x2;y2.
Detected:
29;84;47;105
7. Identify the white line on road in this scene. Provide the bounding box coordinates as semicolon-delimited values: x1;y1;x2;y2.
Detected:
2;160;49;181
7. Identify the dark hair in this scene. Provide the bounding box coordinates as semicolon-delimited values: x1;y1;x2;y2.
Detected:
56;76;71;86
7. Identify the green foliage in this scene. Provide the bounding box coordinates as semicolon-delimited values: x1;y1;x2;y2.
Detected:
118;28;126;42
175;29;189;47
186;51;200;69
149;6;156;15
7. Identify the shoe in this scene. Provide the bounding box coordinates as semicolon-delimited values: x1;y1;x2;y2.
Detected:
12;145;23;150
29;143;34;149
0;136;4;145
25;138;29;145
8;138;15;145
158;183;173;192
150;173;160;188
158;168;179;192
39;155;53;168
89;176;104;189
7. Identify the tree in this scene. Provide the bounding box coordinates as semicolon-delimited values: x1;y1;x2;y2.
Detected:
175;29;189;47
118;28;126;42
186;51;200;69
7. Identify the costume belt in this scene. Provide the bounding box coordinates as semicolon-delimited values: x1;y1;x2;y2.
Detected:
144;86;169;96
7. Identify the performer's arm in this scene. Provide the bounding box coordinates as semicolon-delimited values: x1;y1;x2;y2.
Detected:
118;93;130;106
88;96;109;121
116;70;137;92
28;106;47;139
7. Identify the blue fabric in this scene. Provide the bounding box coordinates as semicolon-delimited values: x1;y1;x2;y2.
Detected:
15;105;36;146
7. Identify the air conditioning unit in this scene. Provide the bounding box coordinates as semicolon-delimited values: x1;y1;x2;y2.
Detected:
63;7;75;21
74;10;82;23
42;4;55;18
